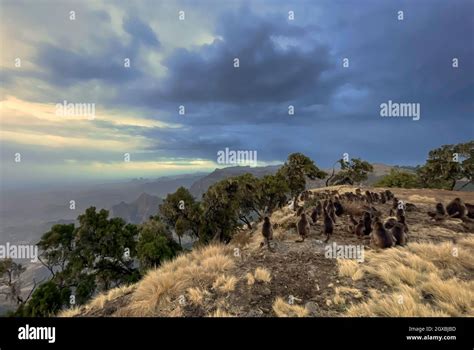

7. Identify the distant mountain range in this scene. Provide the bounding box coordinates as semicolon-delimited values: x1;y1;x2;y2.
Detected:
189;165;281;199
111;193;162;224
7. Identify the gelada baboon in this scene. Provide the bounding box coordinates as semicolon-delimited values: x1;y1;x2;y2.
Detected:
371;221;395;249
323;209;334;243
428;203;446;221
296;213;310;242
354;219;365;237
363;212;372;235
384;217;397;230
311;207;318;224
466;203;474;219
391;222;408;246
334;197;344;216
261;216;274;250
446;198;466;219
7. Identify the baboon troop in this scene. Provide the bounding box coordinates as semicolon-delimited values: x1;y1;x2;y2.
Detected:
428;198;473;221
260;187;470;252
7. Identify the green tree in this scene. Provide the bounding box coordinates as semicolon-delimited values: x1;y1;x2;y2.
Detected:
326;158;373;186
159;187;200;246
137;219;181;271
255;173;289;215
277;153;326;204
12;281;70;317
0;259;26;304
417;141;473;190
375;169;421;188
201;178;242;243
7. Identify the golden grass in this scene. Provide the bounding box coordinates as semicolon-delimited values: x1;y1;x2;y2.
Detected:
212;275;238;293
208;308;234;317
186;287;208;305
407;194;437;204
246;272;255;285
272;297;309;317
254;267;272;283
120;244;234;316
343;237;474;316
338;259;364;281
58;306;82;317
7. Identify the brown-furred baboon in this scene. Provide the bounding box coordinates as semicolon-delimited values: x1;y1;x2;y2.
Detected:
380;192;387;204
392;197;399;210
371;221;395;249
334;197;344;216
323;208;334;243
391;222;408;246
296;213;310;242
261;216;274;250
296;206;304;217
446;198;466;219
311;207;319;224
354;219;365;237
316;201;323;216
428;203;446;221
384;217;398;230
466;203;474;219
363;211;372;235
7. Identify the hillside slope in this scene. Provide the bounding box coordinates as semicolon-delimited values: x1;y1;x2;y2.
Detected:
62;186;474;317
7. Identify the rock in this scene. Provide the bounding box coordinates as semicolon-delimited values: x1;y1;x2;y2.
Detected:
260;287;272;296
305;301;319;316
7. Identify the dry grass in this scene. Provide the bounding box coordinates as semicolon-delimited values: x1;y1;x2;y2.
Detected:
254;267;272;283
208;308;234;317
272;297;309;317
407;194;437;204
246;272;255;285
344;237;474;316
212;275;238;293
338;260;364;281
58;306;82;317
119;244;234;316
186;287;208;305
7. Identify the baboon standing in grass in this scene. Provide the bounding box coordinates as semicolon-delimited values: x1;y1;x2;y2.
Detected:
363;212;372;236
296;213;310;242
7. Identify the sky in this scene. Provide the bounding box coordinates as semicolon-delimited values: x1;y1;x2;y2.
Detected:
0;0;473;188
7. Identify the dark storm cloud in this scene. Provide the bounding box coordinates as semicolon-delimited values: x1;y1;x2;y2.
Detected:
152;10;336;105
123;15;161;48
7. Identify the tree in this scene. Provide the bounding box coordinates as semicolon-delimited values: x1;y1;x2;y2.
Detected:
159;187;200;246
72;207;140;291
255;173;289;215
12;281;70;317
375;169;421;188
37;223;75;286
326;158;373;186
417;141;473;190
277;153;327;204
201;179;242;243
137;219;181;271
0;259;26;304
